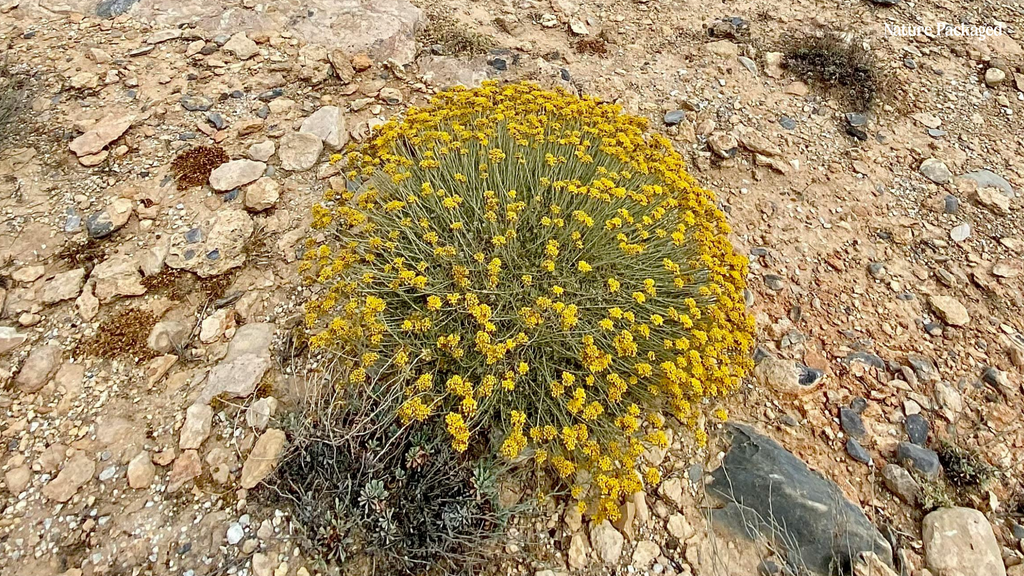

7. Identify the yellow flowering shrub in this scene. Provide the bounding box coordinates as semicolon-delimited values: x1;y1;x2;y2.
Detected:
302;81;754;520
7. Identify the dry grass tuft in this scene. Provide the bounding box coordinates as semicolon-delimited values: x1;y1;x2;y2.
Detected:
781;32;877;111
937;442;995;489
57;240;107;274
574;38;608;55
418;13;495;55
0;59;28;151
76;307;158;361
141;269;236;303
171;145;229;190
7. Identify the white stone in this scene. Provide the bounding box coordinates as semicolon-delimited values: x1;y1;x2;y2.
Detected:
923;508;1005;576
244;178;280;212
179;403;214;450
590;521;624;564
209;160;266;191
223;32;259;60
278;132;323;171
299;106;349;149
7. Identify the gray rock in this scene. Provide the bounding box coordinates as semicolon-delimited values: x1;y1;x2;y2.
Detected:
949;223;971;243
663;110;685;126
867;262;886;279
943;194;959;213
846;351;885;370
181;95;214;112
840;408;866;439
737;56;757;75
960;169;1014;198
227;522;245;545
207;112;227;130
707;424;893;574
779;116;796;130
764;274;784;291
98;466;118;482
846;112;868;127
907;353;937;381
923;508;1005;576
920;158;952;185
96;0;138;18
896;442;940;480
846;438;872;465
904;414;929;445
850;397;868;414
257;89;283;102
881;464;919;505
981;366;1013;397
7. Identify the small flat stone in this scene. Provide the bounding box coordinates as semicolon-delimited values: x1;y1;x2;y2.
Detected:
15;344;61;394
167;450;202;493
70;116;133;157
146;29;181;44
127;451;155;489
42;452;95;502
846;112;868;127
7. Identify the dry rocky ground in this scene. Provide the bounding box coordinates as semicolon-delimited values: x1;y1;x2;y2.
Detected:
1;0;1023;575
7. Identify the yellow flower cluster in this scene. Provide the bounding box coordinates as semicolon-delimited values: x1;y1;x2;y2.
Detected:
302;82;754;520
